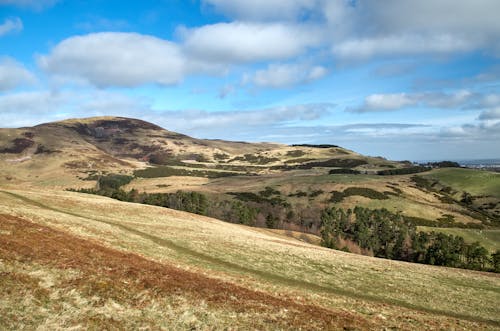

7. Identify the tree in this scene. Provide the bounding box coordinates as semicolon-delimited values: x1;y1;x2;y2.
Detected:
266;213;276;228
465;242;489;270
492;250;500;273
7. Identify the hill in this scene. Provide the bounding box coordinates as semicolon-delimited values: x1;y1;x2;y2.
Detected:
2;116;498;228
1;188;499;329
1;117;500;328
1;117;499;248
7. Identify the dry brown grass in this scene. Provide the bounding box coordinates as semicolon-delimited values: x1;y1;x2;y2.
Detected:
0;188;499;330
0;213;371;330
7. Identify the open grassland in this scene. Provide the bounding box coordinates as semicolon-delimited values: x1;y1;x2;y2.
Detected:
124;171;482;225
423;168;500;197
418;226;500;252
0;188;499;330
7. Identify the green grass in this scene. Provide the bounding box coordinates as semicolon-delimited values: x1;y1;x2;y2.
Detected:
423;168;500;197
418;226;500;252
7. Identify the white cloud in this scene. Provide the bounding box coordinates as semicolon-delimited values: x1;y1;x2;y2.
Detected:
0;17;23;37
0;89;148;127
0;57;35;90
182;22;323;64
439;121;500;140
349;91;500;113
37;26;325;88
353;93;416;112
0;0;59;10
350;0;500;36
329;0;500;59
163;103;333;133
202;0;318;21
38;32;186;88
333;34;477;60
203;0;500;59
149;103;333;142
250;63;327;88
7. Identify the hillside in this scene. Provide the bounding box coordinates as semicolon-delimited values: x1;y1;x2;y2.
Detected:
1;117;500;329
1;188;499;329
0;117;397;186
1;116;498;228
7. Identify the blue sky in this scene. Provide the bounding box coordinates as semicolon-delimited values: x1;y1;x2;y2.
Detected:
0;0;499;160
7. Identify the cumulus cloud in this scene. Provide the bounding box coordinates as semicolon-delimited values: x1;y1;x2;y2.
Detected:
202;0;318;21
0;17;23;36
0;0;59;10
249;63;327;88
38;32;186;87
0;57;35;90
202;0;500;59
36;2;500;88
181;22;323;64
329;0;500;59
38;27;325;88
348;91;500;113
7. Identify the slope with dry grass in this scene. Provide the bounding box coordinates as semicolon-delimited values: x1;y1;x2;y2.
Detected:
1;188;499;330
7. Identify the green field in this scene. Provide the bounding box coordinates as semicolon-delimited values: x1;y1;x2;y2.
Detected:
423;168;500;197
418;226;500;252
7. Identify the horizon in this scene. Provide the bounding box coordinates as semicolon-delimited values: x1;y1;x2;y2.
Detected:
1;0;499;160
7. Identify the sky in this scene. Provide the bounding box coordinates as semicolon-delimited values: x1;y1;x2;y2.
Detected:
0;0;499;161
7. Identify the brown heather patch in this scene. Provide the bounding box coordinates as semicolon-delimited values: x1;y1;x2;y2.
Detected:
0;214;372;330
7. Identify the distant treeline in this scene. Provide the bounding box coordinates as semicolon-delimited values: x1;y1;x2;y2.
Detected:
320;207;499;272
272;158;367;171
290;144;339;148
424;161;461;168
376;166;431;176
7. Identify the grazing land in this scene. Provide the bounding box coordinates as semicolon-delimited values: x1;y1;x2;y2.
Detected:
1;117;499;329
1;188;499;330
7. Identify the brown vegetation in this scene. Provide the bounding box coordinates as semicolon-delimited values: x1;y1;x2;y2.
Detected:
0;213;371;330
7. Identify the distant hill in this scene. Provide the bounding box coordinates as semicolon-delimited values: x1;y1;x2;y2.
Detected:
0;116;400;186
1;116;499;239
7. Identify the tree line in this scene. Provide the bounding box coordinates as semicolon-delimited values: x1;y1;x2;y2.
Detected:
320;206;499;272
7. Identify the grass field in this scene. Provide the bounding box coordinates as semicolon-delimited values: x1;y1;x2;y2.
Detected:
418;226;500;252
423;168;500;197
1;188;499;329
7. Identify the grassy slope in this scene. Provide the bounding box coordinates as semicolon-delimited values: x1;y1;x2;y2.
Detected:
128;171;482;225
1;188;499;330
423;168;500;197
418;226;500;252
3;117;490;226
